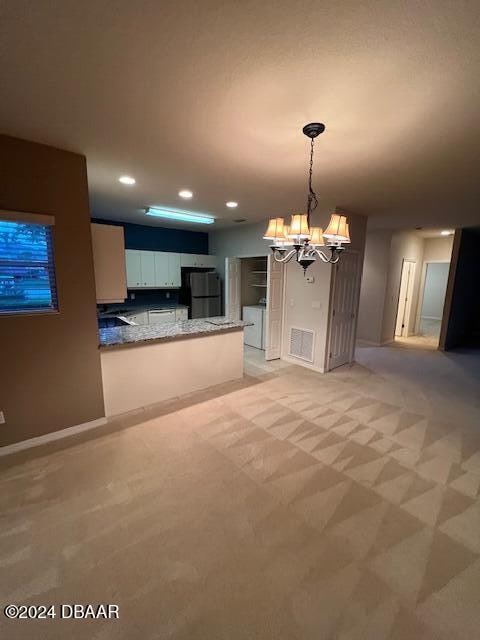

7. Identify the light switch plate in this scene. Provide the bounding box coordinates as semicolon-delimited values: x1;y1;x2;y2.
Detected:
311;300;321;309
0;411;5;425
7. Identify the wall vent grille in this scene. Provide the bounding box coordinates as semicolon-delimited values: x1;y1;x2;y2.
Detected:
289;327;315;363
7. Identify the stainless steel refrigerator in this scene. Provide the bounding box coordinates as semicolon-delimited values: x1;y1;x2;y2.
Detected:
189;271;221;318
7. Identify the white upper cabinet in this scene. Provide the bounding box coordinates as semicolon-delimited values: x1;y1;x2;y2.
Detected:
126;250;182;289
125;249;142;288
140;251;156;287
154;252;170;287
180;253;217;268
168;253;181;287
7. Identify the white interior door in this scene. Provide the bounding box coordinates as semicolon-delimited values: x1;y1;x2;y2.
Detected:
265;255;284;360
395;259;416;337
225;257;241;320
327;250;362;371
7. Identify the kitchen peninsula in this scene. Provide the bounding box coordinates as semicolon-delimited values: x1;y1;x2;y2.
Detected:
99;317;251;416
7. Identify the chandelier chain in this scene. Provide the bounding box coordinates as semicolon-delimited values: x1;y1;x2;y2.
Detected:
306;137;318;227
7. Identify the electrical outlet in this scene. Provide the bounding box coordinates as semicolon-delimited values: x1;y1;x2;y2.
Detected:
0;411;5;425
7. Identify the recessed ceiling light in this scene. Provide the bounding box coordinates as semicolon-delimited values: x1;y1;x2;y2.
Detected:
178;189;193;199
119;175;136;185
226;201;238;208
441;230;454;236
146;206;214;225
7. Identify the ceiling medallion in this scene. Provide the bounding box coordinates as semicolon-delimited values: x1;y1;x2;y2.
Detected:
263;122;350;271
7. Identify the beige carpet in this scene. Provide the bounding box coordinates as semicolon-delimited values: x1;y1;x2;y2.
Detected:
1;345;480;639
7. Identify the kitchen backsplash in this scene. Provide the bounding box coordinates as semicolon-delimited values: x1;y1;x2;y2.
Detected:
97;289;180;313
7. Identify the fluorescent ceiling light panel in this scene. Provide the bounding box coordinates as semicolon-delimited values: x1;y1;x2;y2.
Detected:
146;206;215;224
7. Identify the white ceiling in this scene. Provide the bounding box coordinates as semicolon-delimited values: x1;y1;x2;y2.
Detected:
1;0;480;231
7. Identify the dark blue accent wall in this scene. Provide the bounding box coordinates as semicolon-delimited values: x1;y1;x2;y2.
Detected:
92;218;208;254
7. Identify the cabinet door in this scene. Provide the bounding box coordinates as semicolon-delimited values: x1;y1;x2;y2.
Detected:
91;224;127;302
243;307;263;349
148;309;176;324
202;255;217;269
168;253;181;287
125;250;142;288
175;308;188;321
180;253;196;268
140;251;155;287
153;252;168;287
127;311;148;325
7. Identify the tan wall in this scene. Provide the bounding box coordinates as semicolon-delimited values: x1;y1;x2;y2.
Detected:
356;230;392;344
0;135;104;447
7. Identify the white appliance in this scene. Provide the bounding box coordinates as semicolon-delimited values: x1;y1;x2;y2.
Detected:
148;309;176;324
243;305;266;350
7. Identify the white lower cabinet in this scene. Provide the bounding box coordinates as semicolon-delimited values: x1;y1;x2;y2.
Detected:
148;309;176;324
126;311;149;325
243;306;265;349
175;308;188;321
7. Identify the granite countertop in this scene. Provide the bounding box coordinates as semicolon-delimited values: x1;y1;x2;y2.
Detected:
98;303;188;318
99;317;252;349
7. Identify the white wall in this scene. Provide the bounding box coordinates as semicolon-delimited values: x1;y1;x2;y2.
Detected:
209;221;269;285
423;236;454;262
282;211;367;371
356;230;392;344
421;262;450;319
282;258;332;371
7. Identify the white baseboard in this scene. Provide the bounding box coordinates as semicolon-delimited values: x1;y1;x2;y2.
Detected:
281;354;325;374
356;339;392;347
0;416;108;457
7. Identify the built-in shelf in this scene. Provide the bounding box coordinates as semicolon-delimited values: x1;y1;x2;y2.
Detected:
251;270;267;274
251;284;267;287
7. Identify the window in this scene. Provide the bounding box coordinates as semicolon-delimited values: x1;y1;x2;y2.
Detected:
0;220;57;313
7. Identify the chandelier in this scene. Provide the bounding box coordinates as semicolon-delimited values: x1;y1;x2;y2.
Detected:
263;122;350;271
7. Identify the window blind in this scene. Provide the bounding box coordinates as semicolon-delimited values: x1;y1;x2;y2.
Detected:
0;220;58;313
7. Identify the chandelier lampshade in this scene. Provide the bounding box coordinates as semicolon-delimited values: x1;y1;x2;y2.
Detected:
309;226;325;246
323;214;351;243
263;217;285;240
287;214;310;238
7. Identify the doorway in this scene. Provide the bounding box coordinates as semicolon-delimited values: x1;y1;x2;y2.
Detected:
418;262;450;341
225;255;285;362
395;259;416;338
326;249;362;370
